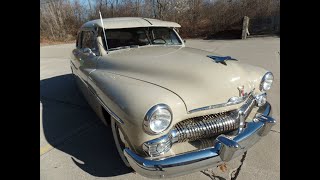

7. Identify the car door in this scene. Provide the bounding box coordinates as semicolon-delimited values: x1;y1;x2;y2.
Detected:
76;29;105;117
72;30;100;84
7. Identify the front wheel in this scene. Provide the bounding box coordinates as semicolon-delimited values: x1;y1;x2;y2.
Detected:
111;118;131;167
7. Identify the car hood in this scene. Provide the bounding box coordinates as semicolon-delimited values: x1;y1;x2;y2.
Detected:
98;46;267;112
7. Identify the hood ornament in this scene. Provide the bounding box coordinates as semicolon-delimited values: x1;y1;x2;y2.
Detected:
207;55;237;65
227;85;246;104
237;85;245;97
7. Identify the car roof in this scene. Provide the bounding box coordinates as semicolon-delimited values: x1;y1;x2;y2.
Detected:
81;17;181;30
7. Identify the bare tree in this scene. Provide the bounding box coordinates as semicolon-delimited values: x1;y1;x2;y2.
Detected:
40;0;280;42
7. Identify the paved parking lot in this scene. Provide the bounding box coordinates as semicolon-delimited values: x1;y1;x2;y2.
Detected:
40;37;280;180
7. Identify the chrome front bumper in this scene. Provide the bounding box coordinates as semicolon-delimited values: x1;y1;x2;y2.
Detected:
124;102;275;178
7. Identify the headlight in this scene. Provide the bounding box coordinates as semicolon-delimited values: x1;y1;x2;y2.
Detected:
144;104;172;134
255;93;267;107
260;72;274;91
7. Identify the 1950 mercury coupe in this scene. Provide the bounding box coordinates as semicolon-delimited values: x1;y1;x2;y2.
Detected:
70;17;276;178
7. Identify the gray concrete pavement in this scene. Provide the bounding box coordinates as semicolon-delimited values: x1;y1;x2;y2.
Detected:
40;37;280;180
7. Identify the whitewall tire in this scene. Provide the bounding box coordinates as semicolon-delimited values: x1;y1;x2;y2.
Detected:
111;117;131;167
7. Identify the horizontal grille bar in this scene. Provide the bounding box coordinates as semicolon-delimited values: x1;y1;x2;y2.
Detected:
173;111;239;143
172;95;256;143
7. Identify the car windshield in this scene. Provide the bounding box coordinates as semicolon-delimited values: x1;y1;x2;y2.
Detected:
102;27;182;51
148;27;182;45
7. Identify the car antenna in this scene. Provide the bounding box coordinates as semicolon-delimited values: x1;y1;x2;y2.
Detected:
99;11;109;54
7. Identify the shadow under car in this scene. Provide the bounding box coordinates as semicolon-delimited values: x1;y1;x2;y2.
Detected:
40;74;132;177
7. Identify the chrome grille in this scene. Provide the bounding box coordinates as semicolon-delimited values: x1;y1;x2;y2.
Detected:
172;95;256;143
143;95;257;157
173;111;239;143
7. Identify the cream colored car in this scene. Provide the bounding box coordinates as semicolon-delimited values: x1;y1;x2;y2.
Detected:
70;17;276;178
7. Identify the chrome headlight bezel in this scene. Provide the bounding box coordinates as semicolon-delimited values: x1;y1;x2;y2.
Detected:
144;104;172;135
255;93;267;107
260;72;274;92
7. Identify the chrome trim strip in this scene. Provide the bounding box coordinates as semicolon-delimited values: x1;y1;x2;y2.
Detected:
188;90;254;114
84;77;124;124
124;102;274;178
70;61;78;70
95;94;124;124
89;69;96;74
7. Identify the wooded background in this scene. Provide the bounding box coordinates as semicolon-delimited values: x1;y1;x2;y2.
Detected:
40;0;280;42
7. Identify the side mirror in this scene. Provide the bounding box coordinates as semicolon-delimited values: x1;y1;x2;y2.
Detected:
183;40;186;43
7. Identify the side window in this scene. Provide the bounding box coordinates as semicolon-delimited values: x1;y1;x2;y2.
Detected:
81;31;98;53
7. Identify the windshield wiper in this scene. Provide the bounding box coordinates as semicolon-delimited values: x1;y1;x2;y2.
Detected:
109;45;140;51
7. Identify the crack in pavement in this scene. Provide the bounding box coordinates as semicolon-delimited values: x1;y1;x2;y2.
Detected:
200;151;250;180
230;151;247;180
201;170;226;180
270;129;280;133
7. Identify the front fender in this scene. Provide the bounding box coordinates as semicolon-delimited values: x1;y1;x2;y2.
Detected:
89;70;186;154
